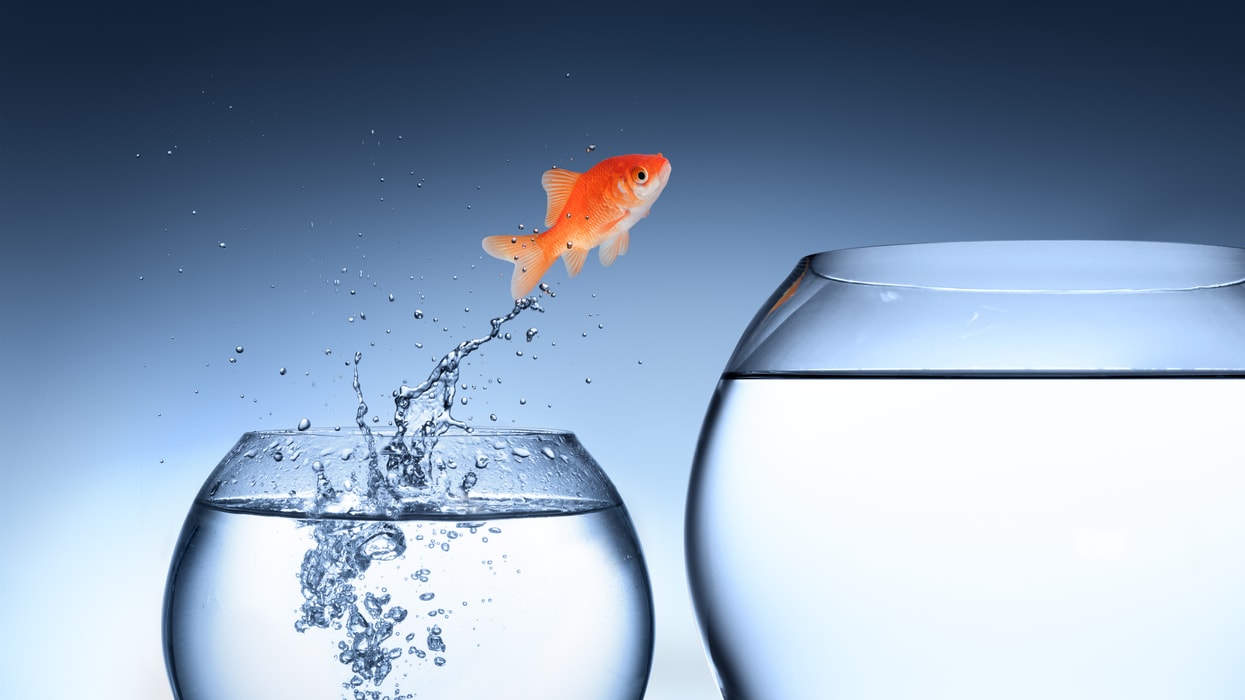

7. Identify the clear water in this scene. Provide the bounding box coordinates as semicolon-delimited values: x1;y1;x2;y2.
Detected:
165;295;655;699
166;503;652;700
687;377;1245;700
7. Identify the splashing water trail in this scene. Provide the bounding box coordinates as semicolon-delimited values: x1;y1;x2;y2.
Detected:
295;296;545;696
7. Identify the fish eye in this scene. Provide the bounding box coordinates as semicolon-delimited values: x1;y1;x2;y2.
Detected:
633;167;648;183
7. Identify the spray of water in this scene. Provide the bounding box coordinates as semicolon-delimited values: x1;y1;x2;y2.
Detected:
296;295;545;696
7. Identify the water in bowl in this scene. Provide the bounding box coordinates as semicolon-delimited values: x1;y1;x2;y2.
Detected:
687;375;1245;699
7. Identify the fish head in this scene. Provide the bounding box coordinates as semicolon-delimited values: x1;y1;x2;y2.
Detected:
615;153;671;212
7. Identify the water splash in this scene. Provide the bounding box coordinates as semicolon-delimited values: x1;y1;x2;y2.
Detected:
296;295;544;695
391;296;542;440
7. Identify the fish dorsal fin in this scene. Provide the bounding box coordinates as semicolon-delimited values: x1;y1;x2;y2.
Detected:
598;230;630;267
541;168;580;228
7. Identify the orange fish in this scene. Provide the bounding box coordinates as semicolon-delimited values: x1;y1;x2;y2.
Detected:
482;153;672;298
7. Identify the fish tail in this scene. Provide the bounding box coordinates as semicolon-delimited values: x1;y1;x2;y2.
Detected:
481;234;553;298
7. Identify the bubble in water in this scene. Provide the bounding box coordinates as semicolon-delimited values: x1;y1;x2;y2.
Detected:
586;144;597;152
218;241;227;249
279;367;287;375
525;328;538;342
427;627;446;652
297;418;312;431
585;377;592;384
414;310;424;319
389;294;395;302
235;346;244;354
229;357;237;364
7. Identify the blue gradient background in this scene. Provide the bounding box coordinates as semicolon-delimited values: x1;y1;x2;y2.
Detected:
2;2;1243;698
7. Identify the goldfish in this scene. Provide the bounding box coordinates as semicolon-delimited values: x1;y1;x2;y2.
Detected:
482;153;671;298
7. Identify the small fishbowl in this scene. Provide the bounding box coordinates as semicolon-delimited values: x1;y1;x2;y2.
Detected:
687;240;1245;699
164;428;654;700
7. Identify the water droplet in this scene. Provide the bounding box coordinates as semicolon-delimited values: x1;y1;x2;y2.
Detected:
586;144;596;152
585;377;592;384
235;346;244;354
489;413;497;421
273;451;283;462
525;328;538;342
228;357;237;364
279;367;287;375
324;348;332;355
519;398;527;405
218;241;227;249
297;418;311;431
388;293;395;302
420;592;435;601
566;240;574;248
414;309;424;319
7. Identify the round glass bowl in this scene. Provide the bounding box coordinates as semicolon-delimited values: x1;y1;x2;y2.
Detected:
165;428;653;700
686;241;1245;699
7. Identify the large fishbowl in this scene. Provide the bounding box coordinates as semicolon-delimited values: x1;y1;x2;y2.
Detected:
686;240;1245;699
164;428;653;699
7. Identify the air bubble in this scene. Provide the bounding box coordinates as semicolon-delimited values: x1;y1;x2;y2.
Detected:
279;367;286;375
525;328;538;342
586;144;596;152
297;418;312;431
414;310;424;319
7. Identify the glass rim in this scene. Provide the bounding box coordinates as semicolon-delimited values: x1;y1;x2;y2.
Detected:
809;240;1245;293
243;426;577;440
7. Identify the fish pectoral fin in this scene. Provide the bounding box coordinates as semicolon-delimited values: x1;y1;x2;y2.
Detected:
562;244;589;277
598;230;630;267
482;234;552;299
541;169;581;229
